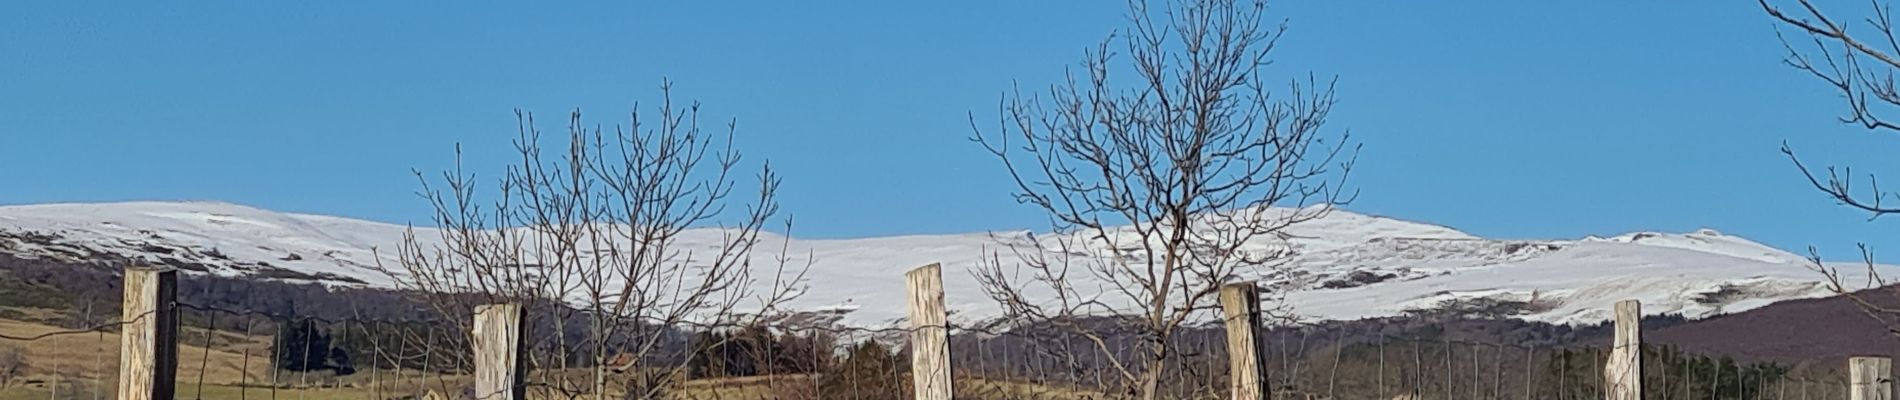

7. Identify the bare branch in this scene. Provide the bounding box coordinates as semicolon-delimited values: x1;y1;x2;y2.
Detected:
375;81;805;398
971;1;1356;398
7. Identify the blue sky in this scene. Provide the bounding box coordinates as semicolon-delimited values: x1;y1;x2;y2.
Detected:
3;2;1898;259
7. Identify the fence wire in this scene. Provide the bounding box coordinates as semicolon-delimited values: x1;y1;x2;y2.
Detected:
167;302;471;400
0;299;1877;400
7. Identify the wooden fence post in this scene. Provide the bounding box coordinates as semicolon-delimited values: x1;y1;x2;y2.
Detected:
1220;282;1268;400
906;263;953;400
1852;356;1893;400
473;303;526;400
1605;300;1642;400
117;266;177;400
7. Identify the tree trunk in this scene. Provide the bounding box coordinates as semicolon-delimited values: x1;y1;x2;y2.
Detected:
1138;341;1167;400
593;318;608;400
1139;368;1162;400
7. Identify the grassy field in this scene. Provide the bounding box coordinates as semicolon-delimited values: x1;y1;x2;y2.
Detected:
0;314;1106;400
0;316;265;387
0;315;813;400
0;312;472;400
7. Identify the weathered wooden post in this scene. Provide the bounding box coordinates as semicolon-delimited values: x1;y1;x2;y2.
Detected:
1604;300;1642;400
117;266;177;400
1852;356;1893;400
1220;282;1268;400
906;263;953;400
473;303;526;400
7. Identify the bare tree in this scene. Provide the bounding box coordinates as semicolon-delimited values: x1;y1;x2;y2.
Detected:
970;0;1356;398
1763;0;1900;336
379;81;806;399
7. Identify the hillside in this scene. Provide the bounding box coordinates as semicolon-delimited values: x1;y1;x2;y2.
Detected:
0;201;1880;326
1648;284;1900;365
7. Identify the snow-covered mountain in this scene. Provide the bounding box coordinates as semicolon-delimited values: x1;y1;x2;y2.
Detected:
0;201;1876;326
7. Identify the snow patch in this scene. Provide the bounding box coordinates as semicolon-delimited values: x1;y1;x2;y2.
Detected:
0;201;1877;327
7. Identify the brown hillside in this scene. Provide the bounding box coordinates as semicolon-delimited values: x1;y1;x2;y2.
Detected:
1648;286;1900;366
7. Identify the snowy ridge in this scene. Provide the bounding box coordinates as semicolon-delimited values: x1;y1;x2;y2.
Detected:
0;201;1876;326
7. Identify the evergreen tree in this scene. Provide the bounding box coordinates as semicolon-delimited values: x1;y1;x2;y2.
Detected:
687;330;733;379
275;319;329;371
273;318;356;375
819;341;908;400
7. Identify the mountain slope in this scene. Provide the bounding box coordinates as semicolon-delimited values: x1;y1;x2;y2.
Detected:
0;201;1876;326
1647;284;1900;365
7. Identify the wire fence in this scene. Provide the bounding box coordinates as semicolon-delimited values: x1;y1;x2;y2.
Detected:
0;301;126;400
0;299;1883;399
170;302;468;400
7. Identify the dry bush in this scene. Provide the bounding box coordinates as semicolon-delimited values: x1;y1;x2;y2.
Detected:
0;345;23;388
